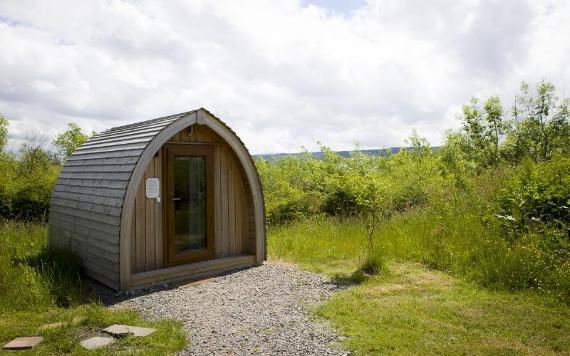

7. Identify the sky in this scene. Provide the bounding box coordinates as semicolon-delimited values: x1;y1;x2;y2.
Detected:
0;0;569;154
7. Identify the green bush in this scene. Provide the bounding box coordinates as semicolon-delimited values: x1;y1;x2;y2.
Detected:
257;143;449;223
0;119;86;222
494;155;569;241
0;152;60;221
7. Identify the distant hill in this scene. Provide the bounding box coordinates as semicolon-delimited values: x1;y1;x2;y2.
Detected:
254;147;403;161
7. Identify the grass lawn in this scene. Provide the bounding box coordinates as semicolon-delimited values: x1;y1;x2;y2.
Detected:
317;263;570;355
0;306;185;355
269;217;570;355
0;221;186;354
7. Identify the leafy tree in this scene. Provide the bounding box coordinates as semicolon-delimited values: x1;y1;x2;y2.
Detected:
53;122;89;161
19;130;52;175
483;96;505;165
506;81;570;162
11;130;59;220
461;98;487;157
439;130;476;189
405;129;432;159
0;114;8;153
349;172;391;251
459;96;506;167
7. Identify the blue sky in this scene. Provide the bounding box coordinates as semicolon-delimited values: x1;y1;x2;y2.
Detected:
0;0;569;154
302;0;366;15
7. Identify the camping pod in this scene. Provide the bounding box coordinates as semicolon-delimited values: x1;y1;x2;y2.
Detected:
49;108;265;291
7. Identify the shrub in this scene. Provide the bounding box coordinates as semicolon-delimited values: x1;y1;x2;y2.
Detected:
494;155;569;241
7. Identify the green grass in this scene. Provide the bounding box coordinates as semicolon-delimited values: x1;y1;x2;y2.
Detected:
269;205;570;302
268;211;570;355
0;220;186;354
268;217;365;276
0;305;185;355
316;262;570;355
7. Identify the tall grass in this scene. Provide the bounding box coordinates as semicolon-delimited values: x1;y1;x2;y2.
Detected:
269;216;365;275
0;220;93;312
268;195;570;302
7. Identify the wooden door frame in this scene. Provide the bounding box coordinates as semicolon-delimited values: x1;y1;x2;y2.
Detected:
163;143;216;266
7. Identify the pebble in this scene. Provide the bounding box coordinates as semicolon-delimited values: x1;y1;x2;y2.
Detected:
111;262;349;355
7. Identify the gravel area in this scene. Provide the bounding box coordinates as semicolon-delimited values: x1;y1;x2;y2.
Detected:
108;262;348;355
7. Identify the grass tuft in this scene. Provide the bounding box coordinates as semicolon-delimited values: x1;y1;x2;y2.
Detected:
360;249;387;276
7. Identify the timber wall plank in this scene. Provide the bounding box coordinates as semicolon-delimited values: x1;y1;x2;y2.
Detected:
48;111;189;290
130;124;255;273
131;152;163;273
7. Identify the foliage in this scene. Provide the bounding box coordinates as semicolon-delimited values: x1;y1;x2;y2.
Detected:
0;79;567;301
453;81;569;169
256;152;323;223
268;193;570;302
493;155;569;242
0;114;7;153
263;79;569;299
266;154;569;302
53;122;90;162
505;81;570;162
257;136;447;225
0;120;78;221
459;96;506;168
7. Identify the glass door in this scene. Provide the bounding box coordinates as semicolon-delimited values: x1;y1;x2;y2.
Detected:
165;144;215;265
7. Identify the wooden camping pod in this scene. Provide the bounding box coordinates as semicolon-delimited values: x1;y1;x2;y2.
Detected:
49;109;265;291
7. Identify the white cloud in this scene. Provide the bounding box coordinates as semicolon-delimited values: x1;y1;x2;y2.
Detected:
0;0;569;153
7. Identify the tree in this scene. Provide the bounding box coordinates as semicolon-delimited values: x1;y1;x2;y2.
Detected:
459;96;506;167
0;114;8;153
19;130;52;175
348;170;391;251
483;96;505;165
53;122;89;161
506;81;570;162
405;129;432;159
14;129;58;220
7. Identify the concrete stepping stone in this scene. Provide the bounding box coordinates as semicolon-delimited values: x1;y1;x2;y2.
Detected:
125;326;157;337
80;336;115;350
3;336;44;350
102;324;132;337
103;324;157;337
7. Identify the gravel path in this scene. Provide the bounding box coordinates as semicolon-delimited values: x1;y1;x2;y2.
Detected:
110;262;347;355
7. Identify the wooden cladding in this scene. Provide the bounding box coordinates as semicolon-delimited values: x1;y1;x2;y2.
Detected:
131;149;163;273
50;109;265;291
130;125;256;274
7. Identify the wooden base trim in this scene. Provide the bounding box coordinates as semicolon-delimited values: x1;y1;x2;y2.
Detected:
128;254;256;289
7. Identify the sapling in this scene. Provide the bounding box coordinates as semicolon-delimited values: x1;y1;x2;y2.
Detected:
348;171;391;274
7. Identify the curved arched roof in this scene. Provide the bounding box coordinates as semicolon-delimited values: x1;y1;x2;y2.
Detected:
49;108;265;290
